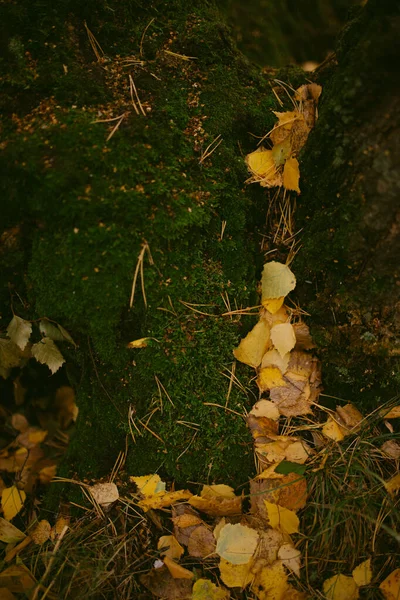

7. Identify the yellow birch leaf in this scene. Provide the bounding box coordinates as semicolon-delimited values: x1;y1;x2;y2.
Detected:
252;561;289;600
380;568;400;600
322;417;346;441
261;262;296;301
219;557;253;588
0;517;26;543
261;349;290;374
283;157;300;193
381;406;400;419
138;489;192;511
384;473;400;495
130;474;165;496
192;578;229;600
249;399;280;421
158;535;184;560
323;574;359;600
246;148;276;177
27;429;48;445
233;319;271;368
352;559;372;587
216;523;259;565
172;514;203;528
270;323;296;358
213;518;226;541
264;502;299;534
1;486;26;521
163;556;193;579
201;484;235;500
256;463;284;480
262;297;285;314
257;367;286;392
127;337;159;348
270;111;298;145
271;138;292;167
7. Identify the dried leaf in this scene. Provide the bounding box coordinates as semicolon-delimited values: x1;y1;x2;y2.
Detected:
7;316;32;351
254;528;283;565
140;566;193;599
293;322;315;350
0;338;23;379
251;561;289;600
213;518;226;541
0;518;26;543
11;414;29;433
336;404;363;431
384;473;400;495
192;578;229;600
249;400;280;421
39;464;57;484
219;557;253;588
89;482;119;507
187;525;216;558
54;385;79;429
322;574;359;600
0;564;36;594
283;158;300;193
138;489;193;512
264;502;299;534
270;323;296;358
31;520;51;545
261;262;296;302
17;428;47;449
131;474;166;496
277;473;307;511
381;440;400;459
271;138;292;167
31;338;65;374
201;485;235;500
0;588;17;600
172;514;203;529
246;148;282;187
233;319;271;368
216;523;259;565
270;374;312;417
158;535;184;560
278;543;301;577
380;406;400;419
39;319;76;346
257;367;286;392
270;111;298;146
1;486;26;521
163;556;193;579
127;337;157;348
256;464;284;480
352;559;372;587
322;417;346;441
261;350;290;375
262;297;285;314
380;568;400;600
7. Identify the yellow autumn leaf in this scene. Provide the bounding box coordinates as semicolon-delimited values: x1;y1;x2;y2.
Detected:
252;560;289;600
138;489;192;511
271;138;292;167
162;556;193;579
0;517;26;543
1;486;26;521
322;417;346;441
233;319;271;368
384;473;400;495
256;463;284;480
261;262;296;302
126;337;159;348
380;568;400;600
201;484;235;500
261;349;290;374
283;157;300;193
381;406;400;419
130;474;165;497
270;323;296;358
352;559;372;587
27;429;47;445
249;399;280;421
158;535;184;560
257;367;286;392
213;518;226;541
270;111;298;145
0;564;36;594
219;557;253;588
262;297;285;314
246;148;277;178
264;502;299;534
322;574;359;600
192;578;229;600
216;523;258;565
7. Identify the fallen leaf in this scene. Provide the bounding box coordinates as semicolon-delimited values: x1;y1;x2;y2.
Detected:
172;514;203;529
163;556;193;579
201;484;235;500
54;385;79;429
292;322;316;350
352;559;372;587
380;406;400;419
247;416;279;445
0;564;36;594
17;428;48;449
264;502;299;534
219;557;253;588
1;486;26;521
283;158;300;193
158;535;184;560
213;518;226;541
336;404;363;431
254;528;283;565
322;417;346;441
187;525;216;558
140;565;193;598
127;337;159;348
270;111;298;146
322;574;359;600
0;588;17;600
7;316;32;351
384;473;400;495
278;543;301;577
89;482;119;508
39;319;76;346
0;338;23;379
270;374;312;417
172;505;203;546
246;148;282;188
277;473;307;511
257;367;286;392
0;518;26;543
263;297;285;314
251;560;289;600
295;83;322;102
381;440;400;459
30;520;51;545
261;350;290;375
271;138;292;167
256;464;284;480
261;262;296;303
131;474;166;496
192;578;229;600
250;400;280;421
11;414;29;433
31;338;65;374
380;568;400;600
39;464;57;484
270;323;296;358
138;489;193;512
233;319;271;368
216;523;259;565
290;115;310;154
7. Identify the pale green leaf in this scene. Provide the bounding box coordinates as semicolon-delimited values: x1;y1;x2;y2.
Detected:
31;338;65;374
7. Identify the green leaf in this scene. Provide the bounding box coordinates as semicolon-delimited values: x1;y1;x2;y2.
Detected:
275;461;307;475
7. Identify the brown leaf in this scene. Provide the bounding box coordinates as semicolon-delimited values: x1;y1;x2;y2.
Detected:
189;493;242;517
140;566;192;599
293;322;316;350
54;386;79;429
172;505;203;547
283;157;300;194
187;525;216;558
